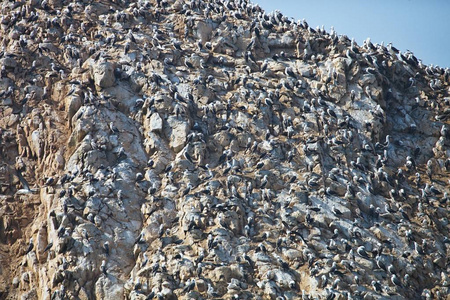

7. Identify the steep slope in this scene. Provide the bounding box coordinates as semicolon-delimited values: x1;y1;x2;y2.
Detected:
0;0;449;299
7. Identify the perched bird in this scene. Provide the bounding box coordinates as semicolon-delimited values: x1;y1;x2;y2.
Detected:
101;260;107;275
43;240;53;253
103;241;110;255
391;274;402;287
261;59;268;73
357;246;370;258
331;205;343;216
387;264;396;275
109;121;119;133
25;238;34;254
207;283;220;298
371;280;382;293
183;279;195;293
414;241;425;255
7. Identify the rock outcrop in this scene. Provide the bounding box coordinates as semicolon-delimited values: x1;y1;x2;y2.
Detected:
0;0;449;300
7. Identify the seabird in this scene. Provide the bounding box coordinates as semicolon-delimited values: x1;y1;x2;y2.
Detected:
356;246;369;258
375;255;386;271
151;262;160;275
181;184;192;197
207;233;214;250
43;240;53;253
261;59;268;72
307;177;319;188
387;264;396;275
398;207;410;221
207;283;220;298
264;98;273;107
331;205;343;217
427;183;441;195
101;260;107;275
285;67;296;78
183;149;193;164
147;159;154;168
260;174;268;189
183;279;195;293
45;177;55;186
158;224;165;238
391;274;402;287
327;108;337;118
25;238;34;254
172;39;182;51
184;58;194;68
414;241;425;255
414;172;421;187
141;253;148;268
103;241;110;255
405;156;416;171
136;173;144;181
164;162;174;173
135;232;145;245
371;280;382;293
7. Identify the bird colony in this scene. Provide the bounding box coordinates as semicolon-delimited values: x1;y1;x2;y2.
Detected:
0;0;449;299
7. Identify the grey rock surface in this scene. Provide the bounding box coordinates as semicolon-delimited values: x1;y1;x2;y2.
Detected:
0;0;449;300
92;61;116;89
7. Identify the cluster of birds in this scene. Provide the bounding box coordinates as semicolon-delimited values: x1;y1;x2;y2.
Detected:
1;0;449;299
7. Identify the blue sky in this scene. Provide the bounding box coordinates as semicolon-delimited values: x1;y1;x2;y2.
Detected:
254;0;450;68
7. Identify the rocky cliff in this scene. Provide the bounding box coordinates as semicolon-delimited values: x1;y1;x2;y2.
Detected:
0;0;449;299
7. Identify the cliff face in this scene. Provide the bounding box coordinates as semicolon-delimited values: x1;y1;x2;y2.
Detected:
0;0;449;299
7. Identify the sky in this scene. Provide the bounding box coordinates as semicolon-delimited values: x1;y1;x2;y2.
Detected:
253;0;450;68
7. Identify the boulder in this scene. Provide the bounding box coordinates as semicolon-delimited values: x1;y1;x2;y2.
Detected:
0;57;17;69
149;113;163;133
164;116;190;152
